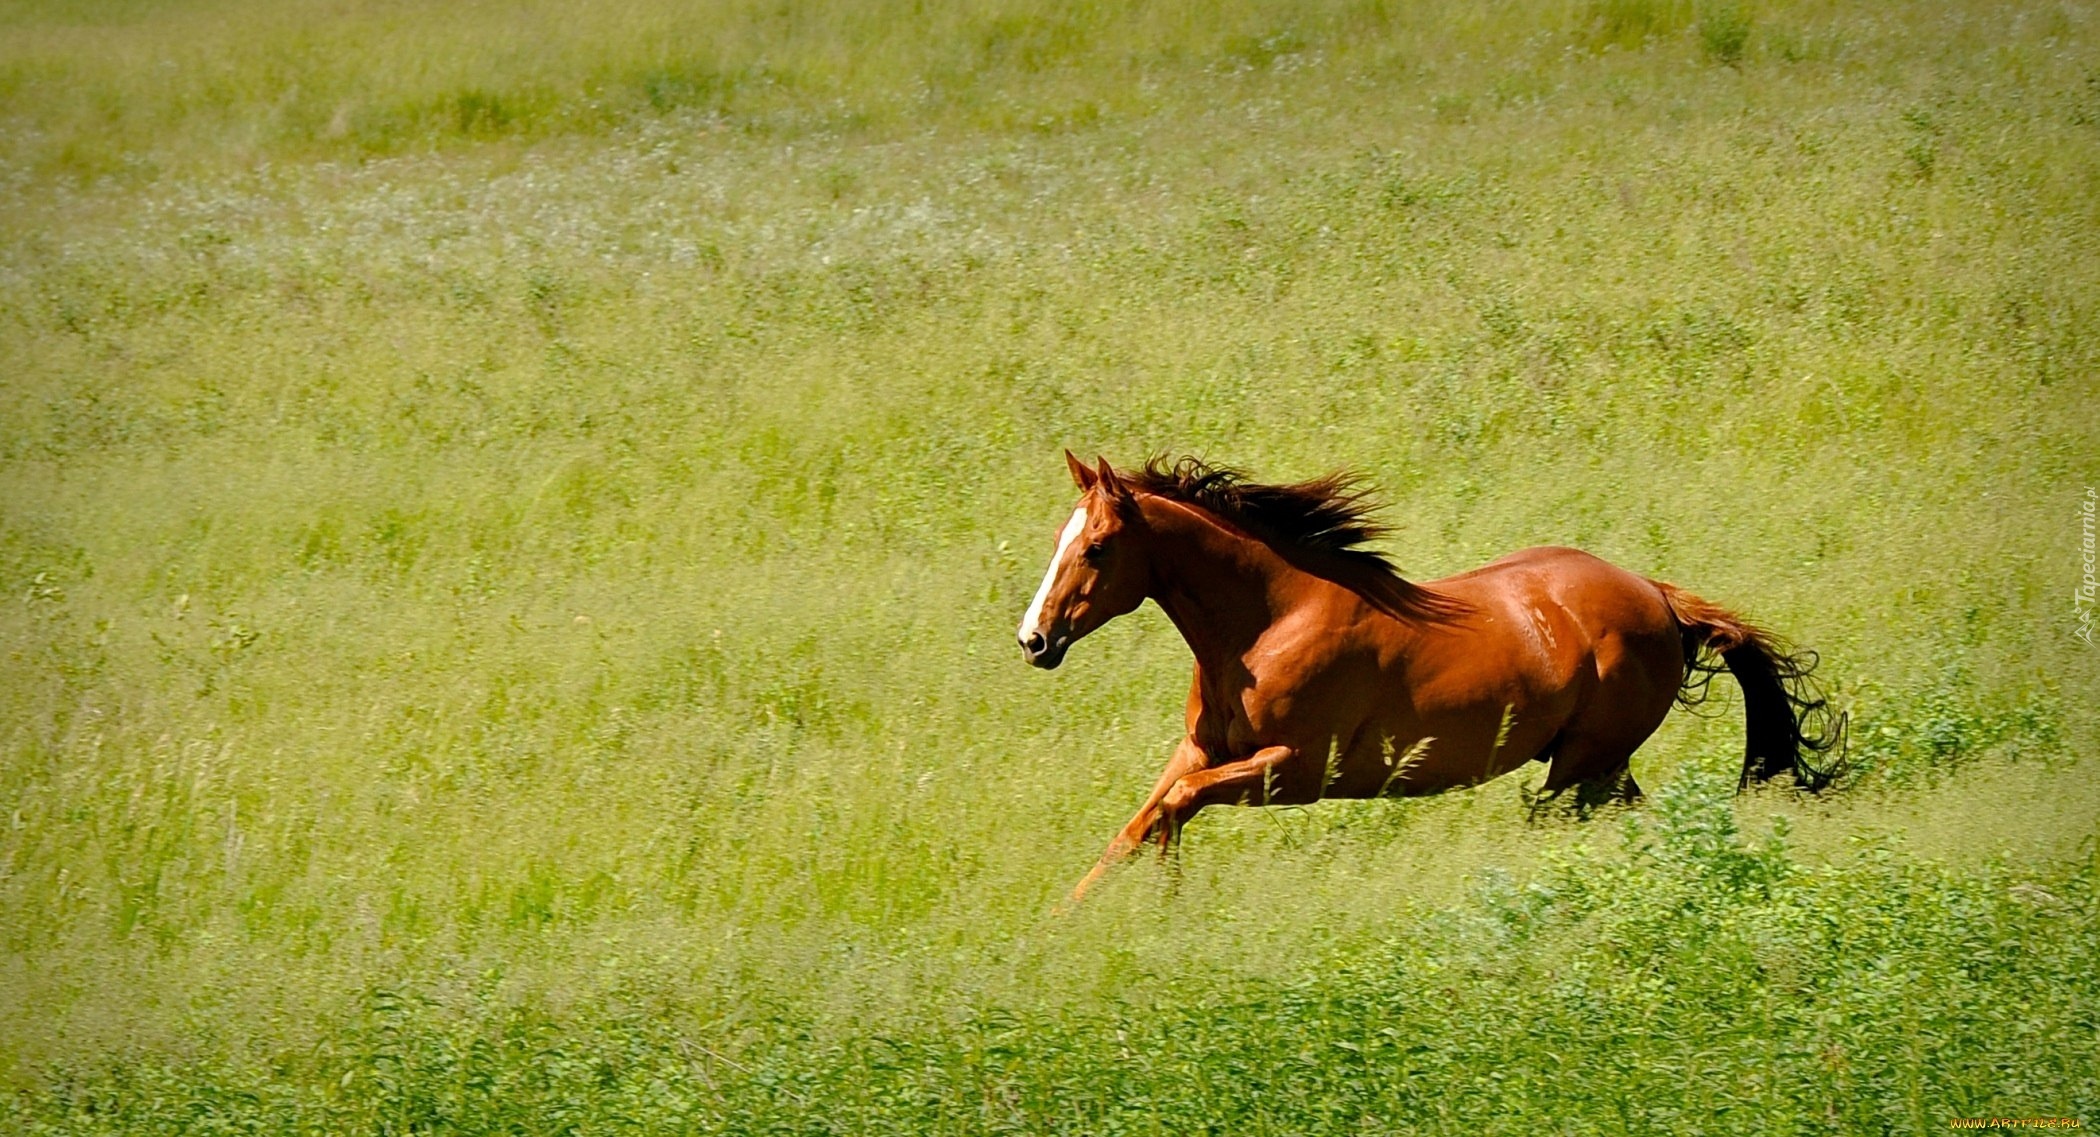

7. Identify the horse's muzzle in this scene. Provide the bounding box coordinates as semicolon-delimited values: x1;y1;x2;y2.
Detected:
1019;632;1069;670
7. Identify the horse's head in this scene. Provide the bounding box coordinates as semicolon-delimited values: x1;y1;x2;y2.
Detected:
1016;452;1150;669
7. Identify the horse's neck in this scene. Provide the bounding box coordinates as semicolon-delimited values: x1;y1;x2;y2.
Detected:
1141;498;1311;669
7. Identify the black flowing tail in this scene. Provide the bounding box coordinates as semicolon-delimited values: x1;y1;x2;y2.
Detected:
1654;582;1847;792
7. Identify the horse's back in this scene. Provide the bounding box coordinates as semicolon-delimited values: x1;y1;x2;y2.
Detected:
1431;546;1674;633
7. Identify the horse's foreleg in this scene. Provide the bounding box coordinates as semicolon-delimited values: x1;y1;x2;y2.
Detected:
1155;745;1302;838
1068;738;1208;903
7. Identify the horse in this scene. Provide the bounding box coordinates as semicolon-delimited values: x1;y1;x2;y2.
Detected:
1017;452;1844;902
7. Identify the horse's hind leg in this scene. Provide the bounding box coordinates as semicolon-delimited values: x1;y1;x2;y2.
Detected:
1541;732;1646;812
1572;764;1642;809
1541;633;1676;808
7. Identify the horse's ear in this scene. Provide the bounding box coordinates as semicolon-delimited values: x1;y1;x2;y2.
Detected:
1065;449;1097;490
1094;456;1128;501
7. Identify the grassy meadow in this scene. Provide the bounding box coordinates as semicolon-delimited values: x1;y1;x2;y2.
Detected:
4;0;2099;1130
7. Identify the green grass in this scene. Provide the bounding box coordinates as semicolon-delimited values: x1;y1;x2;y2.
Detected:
3;0;2098;1130
17;778;2100;1134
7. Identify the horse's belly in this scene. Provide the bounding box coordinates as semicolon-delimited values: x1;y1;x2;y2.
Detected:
1316;703;1542;798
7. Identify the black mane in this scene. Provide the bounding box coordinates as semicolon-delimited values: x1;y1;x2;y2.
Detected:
1124;456;1465;622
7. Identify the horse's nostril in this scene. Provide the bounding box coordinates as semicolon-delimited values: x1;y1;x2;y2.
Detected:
1023;632;1047;655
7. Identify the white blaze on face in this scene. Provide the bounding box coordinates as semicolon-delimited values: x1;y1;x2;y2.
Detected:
1019;505;1090;643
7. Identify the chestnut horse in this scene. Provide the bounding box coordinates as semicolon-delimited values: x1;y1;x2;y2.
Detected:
1018;453;1843;901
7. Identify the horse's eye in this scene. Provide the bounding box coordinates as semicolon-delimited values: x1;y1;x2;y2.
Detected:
1083;542;1107;561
